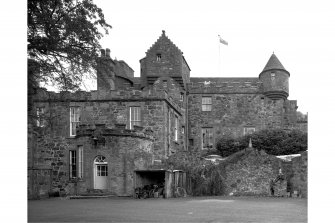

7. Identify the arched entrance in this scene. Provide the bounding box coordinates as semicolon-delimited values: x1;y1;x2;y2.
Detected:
93;155;108;190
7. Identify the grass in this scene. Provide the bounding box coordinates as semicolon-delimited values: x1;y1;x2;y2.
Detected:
28;196;307;222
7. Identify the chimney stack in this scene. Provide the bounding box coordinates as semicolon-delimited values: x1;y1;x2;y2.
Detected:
100;49;106;57
106;48;111;58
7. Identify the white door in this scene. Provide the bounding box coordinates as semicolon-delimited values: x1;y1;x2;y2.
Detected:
94;156;108;190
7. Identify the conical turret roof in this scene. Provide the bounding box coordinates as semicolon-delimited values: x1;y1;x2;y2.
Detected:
261;53;288;74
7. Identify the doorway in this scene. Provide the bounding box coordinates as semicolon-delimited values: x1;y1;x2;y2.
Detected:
94;155;108;190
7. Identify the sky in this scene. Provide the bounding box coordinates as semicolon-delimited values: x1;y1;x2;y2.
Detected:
92;0;335;114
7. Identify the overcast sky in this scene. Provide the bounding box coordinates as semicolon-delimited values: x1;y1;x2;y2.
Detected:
93;0;335;114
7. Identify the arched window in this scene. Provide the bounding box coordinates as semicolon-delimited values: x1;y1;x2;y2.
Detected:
94;155;107;164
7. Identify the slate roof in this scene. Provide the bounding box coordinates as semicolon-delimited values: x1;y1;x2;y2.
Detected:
262;53;287;72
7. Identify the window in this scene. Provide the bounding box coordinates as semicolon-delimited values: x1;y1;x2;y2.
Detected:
181;126;185;134
69;150;77;179
156;53;161;61
162;80;167;88
70;107;80;136
130;106;141;129
189;138;194;146
244;127;256;136
94;155;108;176
36;107;45;127
78;146;83;179
97;165;108;176
202;97;212;111
271;72;275;81
202;128;214;149
180;93;184;101
174;115;178;141
69;147;84;179
167;109;171;156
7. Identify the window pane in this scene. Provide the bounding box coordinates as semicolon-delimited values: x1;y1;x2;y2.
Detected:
130;107;141;129
78;146;83;178
70;151;77;178
202;97;212;104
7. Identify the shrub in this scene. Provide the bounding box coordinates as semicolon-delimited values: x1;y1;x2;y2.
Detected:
216;128;307;157
166;150;226;196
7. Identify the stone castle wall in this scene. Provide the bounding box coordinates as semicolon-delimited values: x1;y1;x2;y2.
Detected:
188;78;261;94
290;151;308;198
143;33;183;79
188;92;286;150
29;125;154;197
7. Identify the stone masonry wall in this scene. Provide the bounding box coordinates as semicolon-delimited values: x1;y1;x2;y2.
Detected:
188;78;261;94
224;148;283;196
188;91;285;151
290;151;308;198
32;87;183;159
31;135;69;198
31;125;154;197
70;129;154;196
143;32;183;79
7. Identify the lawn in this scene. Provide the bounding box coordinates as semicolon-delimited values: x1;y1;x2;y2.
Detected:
28;196;307;222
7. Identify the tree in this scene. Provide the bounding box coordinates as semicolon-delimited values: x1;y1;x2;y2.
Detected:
216;128;307;157
28;0;112;91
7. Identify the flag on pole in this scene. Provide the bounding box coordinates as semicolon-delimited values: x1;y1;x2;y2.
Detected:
218;35;228;45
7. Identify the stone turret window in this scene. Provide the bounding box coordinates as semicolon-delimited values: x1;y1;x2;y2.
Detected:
156;53;162;61
202;127;214;149
271;72;276;80
202;97;212;111
163;80;167;87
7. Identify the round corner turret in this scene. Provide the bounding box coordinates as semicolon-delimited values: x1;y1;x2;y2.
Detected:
259;53;290;100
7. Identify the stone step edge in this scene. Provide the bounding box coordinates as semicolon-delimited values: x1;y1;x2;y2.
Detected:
68;195;115;199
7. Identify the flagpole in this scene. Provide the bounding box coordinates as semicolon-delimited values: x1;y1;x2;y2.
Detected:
218;35;221;75
218;35;228;76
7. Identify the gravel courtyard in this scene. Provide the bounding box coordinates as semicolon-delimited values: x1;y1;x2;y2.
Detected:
28;196;307;222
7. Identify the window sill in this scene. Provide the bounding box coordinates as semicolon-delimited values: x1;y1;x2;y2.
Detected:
69;178;84;183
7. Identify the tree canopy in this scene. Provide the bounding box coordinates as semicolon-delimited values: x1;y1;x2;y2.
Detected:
28;0;112;91
216;128;307;157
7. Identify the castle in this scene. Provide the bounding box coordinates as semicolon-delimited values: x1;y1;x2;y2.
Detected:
28;30;307;199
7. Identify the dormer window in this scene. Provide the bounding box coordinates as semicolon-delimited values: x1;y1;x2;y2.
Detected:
156;53;161;61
